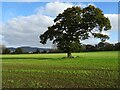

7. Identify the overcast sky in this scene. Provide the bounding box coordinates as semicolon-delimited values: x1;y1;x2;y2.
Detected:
0;1;119;48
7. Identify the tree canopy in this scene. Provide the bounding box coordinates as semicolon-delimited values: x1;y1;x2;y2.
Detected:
40;5;111;58
14;48;23;54
2;48;11;54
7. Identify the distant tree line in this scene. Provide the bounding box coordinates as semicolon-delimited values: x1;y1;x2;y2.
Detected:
2;48;24;54
1;48;49;54
1;42;120;54
80;42;120;52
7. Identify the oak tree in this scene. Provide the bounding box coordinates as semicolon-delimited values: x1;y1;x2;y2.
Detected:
40;5;111;58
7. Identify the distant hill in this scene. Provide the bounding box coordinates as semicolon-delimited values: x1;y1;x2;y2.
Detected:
7;46;52;53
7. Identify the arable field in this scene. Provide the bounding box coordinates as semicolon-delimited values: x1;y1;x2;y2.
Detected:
2;51;119;88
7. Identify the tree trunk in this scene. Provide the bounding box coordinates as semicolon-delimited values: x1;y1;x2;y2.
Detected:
67;52;72;58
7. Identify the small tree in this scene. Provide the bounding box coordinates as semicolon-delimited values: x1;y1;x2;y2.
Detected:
34;49;40;54
115;42;120;51
14;48;23;54
104;43;114;51
40;5;111;58
85;44;96;52
98;42;105;51
2;48;11;54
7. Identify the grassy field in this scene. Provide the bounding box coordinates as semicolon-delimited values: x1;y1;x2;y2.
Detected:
2;51;119;88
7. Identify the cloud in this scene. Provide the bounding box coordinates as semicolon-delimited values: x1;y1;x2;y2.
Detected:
104;14;118;42
105;14;118;31
35;1;95;17
36;1;73;17
2;14;54;47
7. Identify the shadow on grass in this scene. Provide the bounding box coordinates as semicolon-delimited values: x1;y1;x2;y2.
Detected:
2;56;81;61
2;57;65;61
